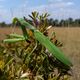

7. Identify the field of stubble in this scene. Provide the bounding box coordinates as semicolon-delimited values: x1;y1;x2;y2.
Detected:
0;27;80;80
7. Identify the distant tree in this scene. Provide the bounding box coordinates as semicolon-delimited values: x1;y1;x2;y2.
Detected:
67;18;73;27
0;14;80;27
0;22;6;27
74;19;80;26
48;18;54;26
59;19;65;27
54;19;59;26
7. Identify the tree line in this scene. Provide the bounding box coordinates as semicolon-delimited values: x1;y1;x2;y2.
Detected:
0;22;12;27
48;18;80;27
0;18;80;27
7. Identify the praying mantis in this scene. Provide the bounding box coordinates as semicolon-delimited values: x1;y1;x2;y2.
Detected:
3;18;73;68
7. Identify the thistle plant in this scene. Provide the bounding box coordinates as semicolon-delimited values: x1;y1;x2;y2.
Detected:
0;12;72;80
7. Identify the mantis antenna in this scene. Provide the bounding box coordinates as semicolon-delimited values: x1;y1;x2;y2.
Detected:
10;8;15;34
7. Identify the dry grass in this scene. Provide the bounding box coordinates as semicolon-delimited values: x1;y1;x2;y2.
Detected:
0;27;80;80
0;27;22;40
48;27;80;80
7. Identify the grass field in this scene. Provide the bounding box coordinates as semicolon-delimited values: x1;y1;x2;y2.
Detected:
0;27;80;80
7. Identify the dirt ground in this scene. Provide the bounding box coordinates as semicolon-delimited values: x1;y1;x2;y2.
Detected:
0;27;80;80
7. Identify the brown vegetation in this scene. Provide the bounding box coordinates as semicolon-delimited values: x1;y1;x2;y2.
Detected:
0;27;80;80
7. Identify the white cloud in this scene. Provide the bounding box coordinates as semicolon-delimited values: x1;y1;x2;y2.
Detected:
53;2;74;8
17;0;77;20
67;2;74;5
0;0;79;23
12;0;76;19
50;9;79;19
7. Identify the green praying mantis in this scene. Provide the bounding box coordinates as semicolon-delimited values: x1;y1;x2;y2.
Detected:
3;18;73;68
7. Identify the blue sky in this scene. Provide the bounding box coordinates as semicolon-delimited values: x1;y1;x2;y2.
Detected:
0;0;80;23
